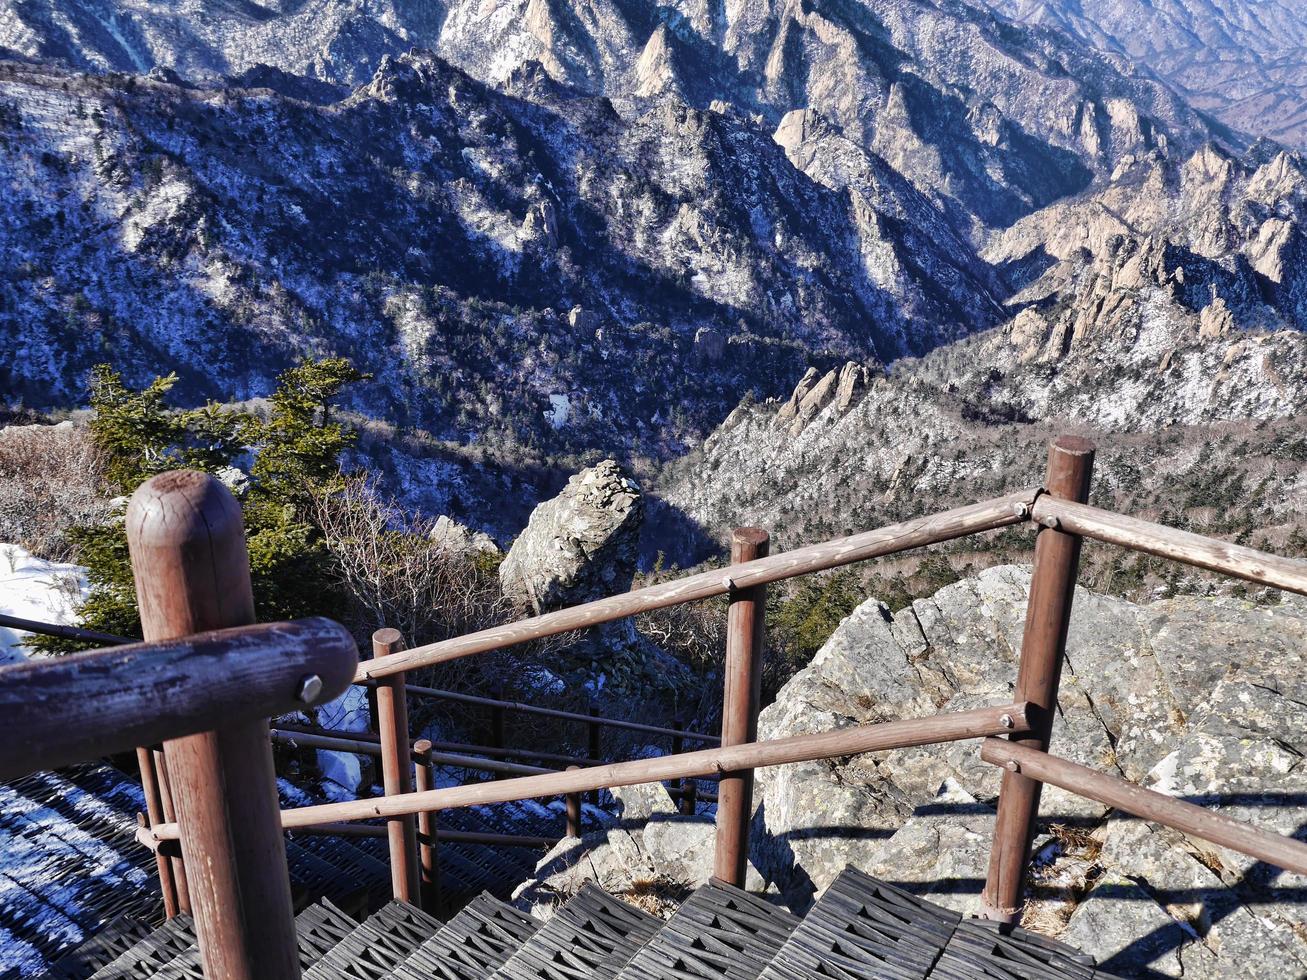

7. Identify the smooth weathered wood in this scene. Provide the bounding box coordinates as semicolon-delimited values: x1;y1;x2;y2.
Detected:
1034;496;1307;597
413;740;440;913
137;747;180;917
127;470;301;980
672;719;685;810
373;628;421;906
679;780;699;815
0;619;357;779
150;701;1032;838
715;527;769;887
152;748;190;914
357;490;1040;681
981;739;1307;877
0;612;133;646
566;766;582;838
401;683;721;744
982;437;1095;924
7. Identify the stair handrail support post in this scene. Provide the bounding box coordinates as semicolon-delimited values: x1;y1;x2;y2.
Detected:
713;527;770;887
373;627;422;906
412;738;441;915
126;470;299;980
587;704;602;804
981;436;1095;924
136;746;181;918
565;765;582;838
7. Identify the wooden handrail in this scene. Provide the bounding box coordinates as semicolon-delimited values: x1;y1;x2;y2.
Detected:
0;619;357;780
0;612;134;646
147;702;1032;838
1034;497;1307;597
402;683;720;744
980;738;1307;877
355;490;1041;681
273;722;610;768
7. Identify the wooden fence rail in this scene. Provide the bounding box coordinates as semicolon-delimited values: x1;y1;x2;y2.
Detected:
145;701;1033;838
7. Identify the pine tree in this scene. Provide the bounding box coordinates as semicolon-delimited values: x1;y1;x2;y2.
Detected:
31;358;369;652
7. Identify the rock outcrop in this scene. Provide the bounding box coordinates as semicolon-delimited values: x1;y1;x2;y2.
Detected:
499;460;642;614
429;515;501;557
748;566;1307;975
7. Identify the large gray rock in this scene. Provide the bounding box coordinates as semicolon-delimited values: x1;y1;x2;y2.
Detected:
750;566;1307;971
499;460;642;614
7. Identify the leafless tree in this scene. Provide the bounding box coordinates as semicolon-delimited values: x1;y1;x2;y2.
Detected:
0;422;110;561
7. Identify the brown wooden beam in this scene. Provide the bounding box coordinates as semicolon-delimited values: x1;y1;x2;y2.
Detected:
0;618;357;779
980;738;1307;877
357;490;1040;681
981;437;1094;924
149;701;1031;838
127;470;303;980
714;527;769;887
373;628;421;907
1033;497;1307;597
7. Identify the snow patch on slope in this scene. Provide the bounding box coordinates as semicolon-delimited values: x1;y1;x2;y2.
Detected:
0;544;89;663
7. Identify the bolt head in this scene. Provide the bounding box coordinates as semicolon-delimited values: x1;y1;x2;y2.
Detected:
1005;759;1021;773
1012;502;1030;519
296;674;324;704
1041;515;1062;530
999;713;1014;729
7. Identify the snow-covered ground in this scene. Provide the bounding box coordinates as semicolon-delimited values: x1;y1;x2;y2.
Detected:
0;544;89;664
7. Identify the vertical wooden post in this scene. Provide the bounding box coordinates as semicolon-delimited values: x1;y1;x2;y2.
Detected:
565;765;582;838
680;779;697;816
587;705;602;804
713;527;769;887
373;628;421;906
489;687;506;780
126;471;298;980
136;746;180;918
671;718;685;809
412;739;440;915
151;747;189;913
981;437;1095;924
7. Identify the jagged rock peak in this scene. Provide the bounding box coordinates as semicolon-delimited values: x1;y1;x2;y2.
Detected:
499;460;643;615
775;361;870;434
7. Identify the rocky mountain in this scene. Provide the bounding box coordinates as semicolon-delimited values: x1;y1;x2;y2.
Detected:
988;0;1307;148
1;49;1006;464
752;566;1307;975
658;139;1307;578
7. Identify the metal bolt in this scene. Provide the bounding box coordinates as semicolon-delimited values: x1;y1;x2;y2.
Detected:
296;674;323;704
1005;759;1021;773
999;714;1014;729
1040;515;1061;530
1012;502;1030;519
722;575;735;592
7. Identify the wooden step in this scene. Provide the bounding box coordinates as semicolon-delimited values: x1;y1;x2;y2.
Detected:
616;880;798;980
388;892;540;980
303;900;442;980
491;882;663;980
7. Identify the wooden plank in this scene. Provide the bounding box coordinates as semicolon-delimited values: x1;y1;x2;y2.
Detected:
0;618;358;779
980;738;1307;877
1034;497;1307;597
148;701;1031;838
356;490;1040;681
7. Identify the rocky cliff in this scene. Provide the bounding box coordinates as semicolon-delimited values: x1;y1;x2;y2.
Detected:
756;566;1307;975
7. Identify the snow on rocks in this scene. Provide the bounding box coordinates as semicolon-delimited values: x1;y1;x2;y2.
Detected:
0;544;89;663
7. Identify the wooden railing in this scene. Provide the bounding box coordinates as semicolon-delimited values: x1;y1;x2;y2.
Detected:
0;471;359;980
8;436;1307;978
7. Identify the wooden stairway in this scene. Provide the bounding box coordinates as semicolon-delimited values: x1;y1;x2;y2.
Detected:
38;872;1116;980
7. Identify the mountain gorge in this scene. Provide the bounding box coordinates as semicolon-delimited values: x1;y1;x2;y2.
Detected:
0;0;1304;549
989;0;1307;148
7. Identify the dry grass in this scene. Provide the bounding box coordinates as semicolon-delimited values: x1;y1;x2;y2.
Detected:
616;876;693;919
0;421;109;561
